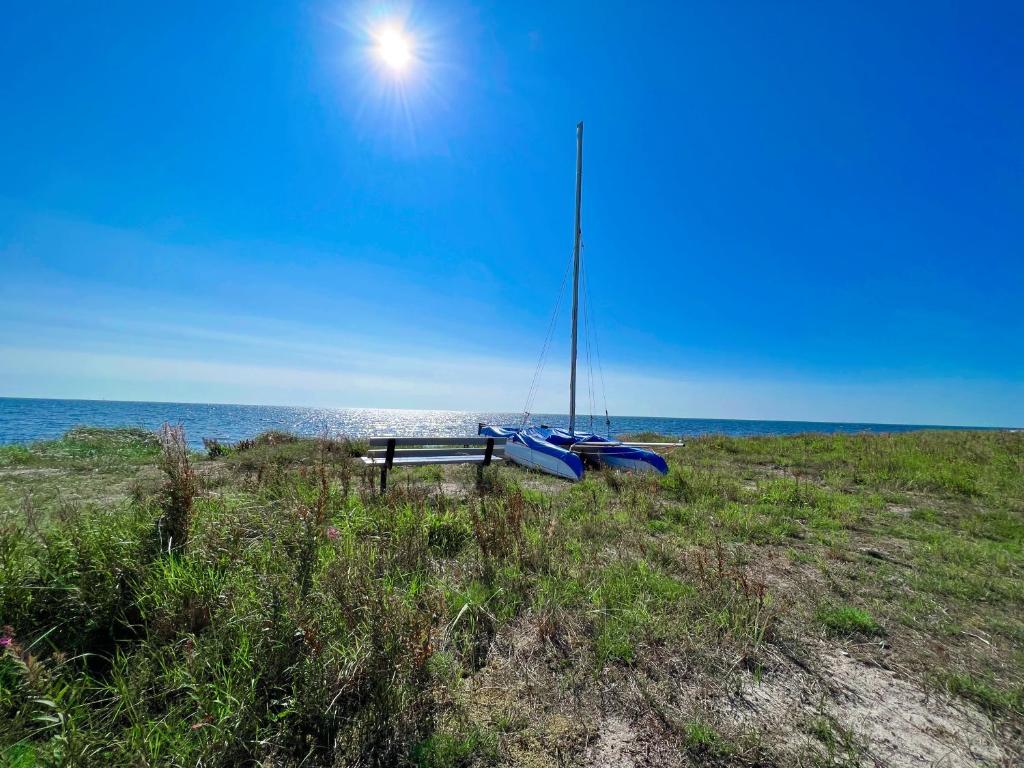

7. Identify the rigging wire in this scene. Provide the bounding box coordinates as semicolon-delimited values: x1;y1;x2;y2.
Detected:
581;254;611;436
520;247;575;427
580;245;597;432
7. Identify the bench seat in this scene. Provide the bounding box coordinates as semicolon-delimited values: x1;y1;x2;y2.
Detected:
360;455;504;466
360;436;506;492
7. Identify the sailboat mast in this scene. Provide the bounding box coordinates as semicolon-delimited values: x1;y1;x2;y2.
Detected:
569;121;584;435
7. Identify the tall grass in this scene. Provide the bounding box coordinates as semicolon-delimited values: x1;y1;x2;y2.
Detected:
0;429;443;765
1;426;1021;764
158;424;197;554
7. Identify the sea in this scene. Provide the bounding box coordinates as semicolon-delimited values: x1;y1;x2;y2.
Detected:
0;397;995;450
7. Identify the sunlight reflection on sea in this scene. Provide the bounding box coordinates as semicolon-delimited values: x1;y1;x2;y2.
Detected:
0;398;990;450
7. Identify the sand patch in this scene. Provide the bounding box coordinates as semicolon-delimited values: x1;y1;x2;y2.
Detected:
585;716;638;767
724;644;1007;767
824;649;1003;767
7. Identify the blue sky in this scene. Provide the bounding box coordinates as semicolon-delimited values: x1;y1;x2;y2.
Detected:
1;1;1021;426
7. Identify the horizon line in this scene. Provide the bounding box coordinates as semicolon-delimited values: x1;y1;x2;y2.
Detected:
0;394;1015;431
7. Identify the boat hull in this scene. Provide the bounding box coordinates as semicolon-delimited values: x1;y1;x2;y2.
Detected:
504;440;583;481
590;451;668;474
541;428;670;476
479;424;668;479
479;424;584;481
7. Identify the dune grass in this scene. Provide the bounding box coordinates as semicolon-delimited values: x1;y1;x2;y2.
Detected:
0;427;1021;766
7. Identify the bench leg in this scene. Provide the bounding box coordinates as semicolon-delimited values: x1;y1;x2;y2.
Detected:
380;438;395;495
477;436;495;489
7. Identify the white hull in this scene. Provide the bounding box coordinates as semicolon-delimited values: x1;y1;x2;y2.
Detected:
504;441;581;481
595;455;662;473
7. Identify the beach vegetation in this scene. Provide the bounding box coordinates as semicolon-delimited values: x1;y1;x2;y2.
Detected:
0;426;1021;764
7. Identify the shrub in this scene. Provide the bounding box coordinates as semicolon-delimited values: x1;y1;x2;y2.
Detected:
202;437;229;458
234;430;298;451
0;444;33;467
0;522;36;631
158;423;198;553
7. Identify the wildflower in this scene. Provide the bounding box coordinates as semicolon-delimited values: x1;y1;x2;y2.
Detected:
326;526;340;540
0;636;11;649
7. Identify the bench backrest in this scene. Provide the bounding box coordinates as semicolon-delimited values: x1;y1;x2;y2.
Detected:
365;436;506;461
366;437;504;448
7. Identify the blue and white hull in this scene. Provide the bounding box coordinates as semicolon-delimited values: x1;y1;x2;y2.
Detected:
479;425;584;481
479;425;666;481
587;449;669;475
538;428;669;476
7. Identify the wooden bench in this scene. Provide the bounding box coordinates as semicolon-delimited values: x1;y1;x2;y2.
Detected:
360;436;506;492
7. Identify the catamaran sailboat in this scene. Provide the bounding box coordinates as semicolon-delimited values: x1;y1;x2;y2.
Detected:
480;123;669;481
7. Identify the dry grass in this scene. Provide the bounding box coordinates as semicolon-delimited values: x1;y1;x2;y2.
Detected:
157;423;197;553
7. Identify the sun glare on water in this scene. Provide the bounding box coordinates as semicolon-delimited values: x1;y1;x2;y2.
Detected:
375;26;413;72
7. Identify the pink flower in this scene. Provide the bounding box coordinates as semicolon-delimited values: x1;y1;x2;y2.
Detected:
326;526;340;540
0;636;12;648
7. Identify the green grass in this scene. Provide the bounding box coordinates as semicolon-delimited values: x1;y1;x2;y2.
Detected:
1;426;1022;765
806;716;861;767
932;671;1024;716
0;426;161;469
413;726;498;768
0;427;163;531
683;718;731;757
590;560;692;664
816;605;883;637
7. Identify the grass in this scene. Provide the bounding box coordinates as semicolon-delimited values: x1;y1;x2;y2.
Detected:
816;605;883;637
683;718;730;758
806;716;861;767
0;426;1022;765
412;726;498;768
932;671;1024;716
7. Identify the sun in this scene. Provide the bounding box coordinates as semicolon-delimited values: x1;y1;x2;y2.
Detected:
375;27;413;72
